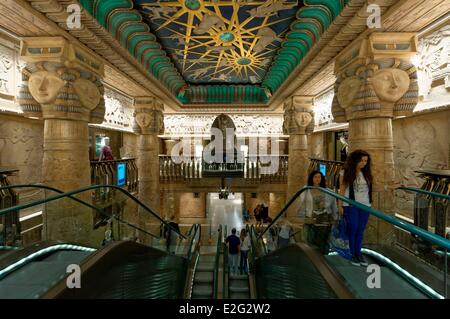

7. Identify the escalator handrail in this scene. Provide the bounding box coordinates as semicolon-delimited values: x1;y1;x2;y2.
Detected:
0;184;186;239
258;186;450;250
0;184;160;240
213;225;222;299
397;186;450;201
186;224;200;261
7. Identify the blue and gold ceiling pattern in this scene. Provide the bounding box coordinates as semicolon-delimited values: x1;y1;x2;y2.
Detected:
82;0;348;105
134;0;300;85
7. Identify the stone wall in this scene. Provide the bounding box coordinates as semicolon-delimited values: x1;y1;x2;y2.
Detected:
179;192;206;218
269;192;286;218
0;113;43;185
309;132;326;159
393;108;450;218
244;192;270;216
121;132;138;158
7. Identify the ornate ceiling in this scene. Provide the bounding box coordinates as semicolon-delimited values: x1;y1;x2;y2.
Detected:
81;0;348;104
135;0;300;86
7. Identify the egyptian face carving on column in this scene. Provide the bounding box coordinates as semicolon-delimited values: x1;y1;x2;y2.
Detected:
283;96;314;135
133;97;165;135
332;33;418;121
17;37;105;122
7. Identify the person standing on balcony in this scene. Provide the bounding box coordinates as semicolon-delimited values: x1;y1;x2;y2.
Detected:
338;150;373;266
99;137;114;161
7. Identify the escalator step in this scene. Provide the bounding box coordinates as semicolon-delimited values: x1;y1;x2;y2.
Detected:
197;263;215;271
229;279;249;293
229;274;248;280
192;284;213;298
194;271;214;284
229;292;250;299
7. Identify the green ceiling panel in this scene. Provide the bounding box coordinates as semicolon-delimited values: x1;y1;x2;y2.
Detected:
286;31;314;49
82;0;347;104
282;41;309;57
80;0;95;15
136;46;162;63
297;7;332;29
291;22;321;40
94;0;133;28
304;0;344;19
127;34;157;55
117;23;149;47
108;11;142;38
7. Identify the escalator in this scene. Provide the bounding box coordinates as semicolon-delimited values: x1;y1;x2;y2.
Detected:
248;186;450;299
191;225;221;299
0;184;200;299
0;242;94;299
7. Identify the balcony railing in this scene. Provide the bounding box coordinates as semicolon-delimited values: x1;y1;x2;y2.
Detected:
159;155;288;183
90;158;138;201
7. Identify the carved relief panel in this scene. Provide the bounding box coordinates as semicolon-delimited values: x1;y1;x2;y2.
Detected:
163;114;284;136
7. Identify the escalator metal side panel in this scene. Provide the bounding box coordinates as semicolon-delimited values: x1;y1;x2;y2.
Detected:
296;243;354;299
0;240;93;277
41;241;184;299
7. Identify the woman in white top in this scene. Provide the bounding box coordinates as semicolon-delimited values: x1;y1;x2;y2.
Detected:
277;219;292;248
298;170;338;222
338;150;373;267
239;229;251;274
299;170;337;252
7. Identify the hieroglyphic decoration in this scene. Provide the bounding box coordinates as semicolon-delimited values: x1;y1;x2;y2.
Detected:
0;49;13;95
414;24;450;111
0;40;25;113
313;90;334;127
163;114;284;136
102;88;134;132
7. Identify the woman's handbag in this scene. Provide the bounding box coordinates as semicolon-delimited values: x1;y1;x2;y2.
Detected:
329;217;352;260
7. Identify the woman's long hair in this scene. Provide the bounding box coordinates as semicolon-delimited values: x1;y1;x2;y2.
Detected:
342;150;373;186
307;170;326;187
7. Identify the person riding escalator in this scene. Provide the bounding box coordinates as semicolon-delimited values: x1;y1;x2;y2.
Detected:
299;170;338;254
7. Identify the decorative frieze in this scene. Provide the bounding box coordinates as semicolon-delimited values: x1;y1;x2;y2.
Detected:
163;114;284;136
414;24;450;111
102;87;134;131
313;90;334;127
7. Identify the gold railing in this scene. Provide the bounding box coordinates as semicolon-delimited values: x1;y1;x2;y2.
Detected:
159;155;288;183
90;158;138;201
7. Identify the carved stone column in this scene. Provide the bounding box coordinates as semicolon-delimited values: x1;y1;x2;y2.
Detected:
134;97;164;217
332;33;418;244
17;37;105;245
283;96;314;216
269;193;286;219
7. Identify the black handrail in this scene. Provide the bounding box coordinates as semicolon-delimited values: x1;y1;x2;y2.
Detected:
0;184;186;239
0;184;159;239
398;186;450;201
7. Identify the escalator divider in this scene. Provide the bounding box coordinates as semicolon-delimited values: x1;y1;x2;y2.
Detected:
297;243;353;299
